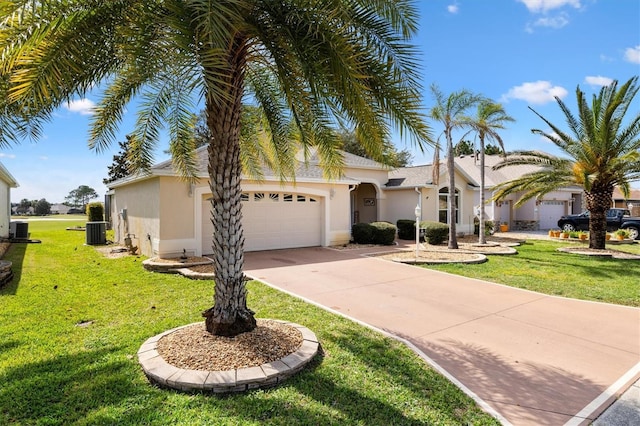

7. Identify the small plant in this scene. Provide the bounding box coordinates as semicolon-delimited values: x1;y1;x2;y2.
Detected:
569;231;580;239
614;229;630;239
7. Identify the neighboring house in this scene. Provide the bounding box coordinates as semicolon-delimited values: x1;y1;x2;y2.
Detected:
0;162;19;239
50;204;72;215
612;187;640;216
107;149;584;257
383;154;583;233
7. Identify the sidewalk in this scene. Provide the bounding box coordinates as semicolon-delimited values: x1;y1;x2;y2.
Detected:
244;246;640;425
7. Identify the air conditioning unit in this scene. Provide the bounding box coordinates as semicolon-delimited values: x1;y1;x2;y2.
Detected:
10;221;29;239
86;221;107;245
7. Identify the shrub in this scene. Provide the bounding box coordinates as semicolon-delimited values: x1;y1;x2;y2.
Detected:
473;217;495;235
352;223;375;244
420;221;449;245
352;222;397;245
86;202;104;222
370;222;397;245
396;219;416;240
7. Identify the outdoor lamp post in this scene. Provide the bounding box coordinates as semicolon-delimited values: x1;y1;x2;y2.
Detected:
415;203;421;259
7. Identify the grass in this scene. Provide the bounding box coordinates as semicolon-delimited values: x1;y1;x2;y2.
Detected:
0;219;499;426
424;239;640;307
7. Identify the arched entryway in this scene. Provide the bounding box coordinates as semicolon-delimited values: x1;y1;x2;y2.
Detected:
351;183;378;224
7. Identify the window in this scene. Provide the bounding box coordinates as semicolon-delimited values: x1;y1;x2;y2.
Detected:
269;193;279;202
254;193;265;201
309;197;317;203
283;194;293;202
438;187;459;224
297;195;306;202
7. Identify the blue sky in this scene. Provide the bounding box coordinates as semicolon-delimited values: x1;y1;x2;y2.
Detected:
2;0;639;203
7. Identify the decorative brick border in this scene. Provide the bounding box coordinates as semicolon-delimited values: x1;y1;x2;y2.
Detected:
138;320;319;393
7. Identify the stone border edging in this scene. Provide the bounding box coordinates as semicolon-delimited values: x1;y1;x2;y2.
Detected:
142;257;214;273
393;253;488;265
138;320;319;393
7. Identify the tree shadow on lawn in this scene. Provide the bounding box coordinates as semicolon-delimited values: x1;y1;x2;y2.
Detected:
277;328;498;425
0;242;27;296
0;346;153;424
507;248;639;281
0;335;488;425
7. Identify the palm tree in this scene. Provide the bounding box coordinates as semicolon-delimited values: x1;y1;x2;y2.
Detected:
428;85;483;249
468;101;514;244
493;77;640;249
1;1;431;336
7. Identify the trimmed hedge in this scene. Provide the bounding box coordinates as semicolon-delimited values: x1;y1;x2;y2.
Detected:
396;219;416;240
419;221;449;245
86;202;104;222
352;223;375;244
371;222;397;245
352;222;397;245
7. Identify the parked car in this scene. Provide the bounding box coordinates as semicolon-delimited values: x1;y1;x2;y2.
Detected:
557;208;640;239
67;208;84;214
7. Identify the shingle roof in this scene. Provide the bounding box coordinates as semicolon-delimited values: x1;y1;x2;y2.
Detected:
613;187;640;201
385;154;545;189
386;165;437;187
150;146;368;182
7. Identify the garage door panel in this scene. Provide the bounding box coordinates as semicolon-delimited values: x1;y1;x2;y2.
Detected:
539;201;565;229
202;191;323;253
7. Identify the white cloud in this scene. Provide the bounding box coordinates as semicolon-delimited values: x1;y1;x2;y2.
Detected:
502;81;568;104
65;98;96;115
447;4;459;14
518;0;581;13
0;153;16;159
624;45;640;64
599;54;614;62
584;76;613;87
532;14;569;28
38;156;49;161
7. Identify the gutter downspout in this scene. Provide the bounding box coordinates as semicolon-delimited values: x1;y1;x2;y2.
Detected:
349;184;359;229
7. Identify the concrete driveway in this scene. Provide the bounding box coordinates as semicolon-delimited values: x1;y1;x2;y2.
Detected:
244;246;640;425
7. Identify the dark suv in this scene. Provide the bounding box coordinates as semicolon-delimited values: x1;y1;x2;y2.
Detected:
557;208;640;239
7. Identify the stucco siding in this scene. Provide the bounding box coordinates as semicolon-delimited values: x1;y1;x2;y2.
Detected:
158;177;196;241
0;180;10;238
111;178;161;256
328;184;351;246
384;189;425;226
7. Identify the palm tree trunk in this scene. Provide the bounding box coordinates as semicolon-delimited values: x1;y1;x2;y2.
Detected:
446;130;458;249
478;136;486;245
586;189;613;250
201;36;256;337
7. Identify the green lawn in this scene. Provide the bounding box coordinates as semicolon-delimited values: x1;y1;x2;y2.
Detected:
0;220;498;426
424;239;640;307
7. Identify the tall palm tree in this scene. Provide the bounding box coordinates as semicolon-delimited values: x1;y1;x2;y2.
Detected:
0;1;431;336
469;101;514;244
493;77;640;249
428;85;482;249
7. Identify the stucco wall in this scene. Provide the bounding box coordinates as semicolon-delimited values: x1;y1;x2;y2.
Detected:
0;180;10;239
158;177;196;241
111;178;161;256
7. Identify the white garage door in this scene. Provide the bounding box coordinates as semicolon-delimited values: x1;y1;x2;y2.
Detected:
201;191;323;253
539;201;566;229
